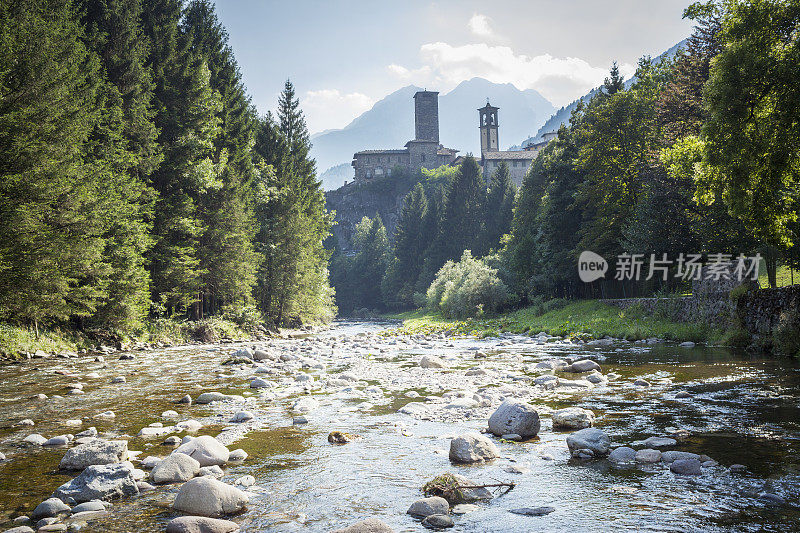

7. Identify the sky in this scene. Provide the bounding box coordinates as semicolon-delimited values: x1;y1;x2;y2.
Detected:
212;0;696;134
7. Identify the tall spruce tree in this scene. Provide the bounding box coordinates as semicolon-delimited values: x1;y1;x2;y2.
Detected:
481;162;516;255
0;0;107;330
384;183;429;306
433;156;486;265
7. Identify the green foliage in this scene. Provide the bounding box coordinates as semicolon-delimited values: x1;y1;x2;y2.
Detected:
481;162;516;255
330;216;390;314
699;0;800;247
426;250;513;319
0;0;335;336
773;308;800;358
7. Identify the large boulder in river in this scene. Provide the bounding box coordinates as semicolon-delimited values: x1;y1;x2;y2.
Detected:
195;392;234;404
488;400;540;438
551;407;594;430
449;432;499;464
165;516;240;533
59;440;128;470
173;435;229;467
172;477;248;517
670;458;702;475
331;518;395;533
53;464;139;503
151;453;200;484
566;428;611;458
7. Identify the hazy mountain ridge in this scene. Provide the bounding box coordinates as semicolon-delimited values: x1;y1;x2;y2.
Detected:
516;39;689;148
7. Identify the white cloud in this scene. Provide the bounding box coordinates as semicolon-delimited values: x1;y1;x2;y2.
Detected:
388;41;636;107
468;14;494;38
302;89;376;133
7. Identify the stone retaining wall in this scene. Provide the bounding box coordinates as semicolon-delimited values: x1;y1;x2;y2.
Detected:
600;285;799;335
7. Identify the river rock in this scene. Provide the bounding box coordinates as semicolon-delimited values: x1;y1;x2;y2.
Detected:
449;433;499;464
533;375;558;389
53;463;139;503
419;355;447;369
228;449;247;462
59;440;128;470
488;400;540;438
556;378;594;390
637;437;677;448
173;435;230;467
291;397;319;413
23;434;47;446
679;341;696;348
407;496;449;518
421;514;454;529
675;391;691;399
660;451;700;463
729;464;747;473
585;371;607;384
165;516;241;533
32;498;70;520
110;376;126;384
633;379;651;387
195;392;231;404
249;378;270;389
44;435;71;446
199;465;224;478
552;407;594;429
231;348;253;360
608;446;636;463
176;420;203;432
70;501;106;514
172;477;248;517
2;527;34;533
151;453;201;484
331;518;395;533
670;458;702;475
75;427;98;438
427;473;492;505
178;395;192;404
566;428;611;458
230;411;253;423
509;506;555;516
635;449;662;463
565;359;601;373
140;456;161;469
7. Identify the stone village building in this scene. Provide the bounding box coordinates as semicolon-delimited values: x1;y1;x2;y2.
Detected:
351;91;554;186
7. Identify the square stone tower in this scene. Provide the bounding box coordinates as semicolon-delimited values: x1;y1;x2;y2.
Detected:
414;90;439;143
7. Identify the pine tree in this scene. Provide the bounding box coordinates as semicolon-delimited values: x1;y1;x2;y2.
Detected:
252;82;334;325
182;0;257;315
385;183;429;306
78;0;161;330
603;61;625;95
481;162;516;254
434;156;486;265
0;0;107;330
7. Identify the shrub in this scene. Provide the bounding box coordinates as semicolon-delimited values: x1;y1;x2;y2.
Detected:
426;251;513;319
773;308;800;358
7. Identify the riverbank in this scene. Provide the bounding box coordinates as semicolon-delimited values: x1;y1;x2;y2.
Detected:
0;317;266;361
387;300;728;343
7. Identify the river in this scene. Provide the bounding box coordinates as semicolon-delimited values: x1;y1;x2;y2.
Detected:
0;321;798;532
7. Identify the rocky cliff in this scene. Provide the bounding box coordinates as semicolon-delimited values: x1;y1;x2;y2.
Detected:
325;175;419;251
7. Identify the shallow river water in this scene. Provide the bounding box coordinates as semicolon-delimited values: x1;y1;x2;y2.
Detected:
0;321;798;532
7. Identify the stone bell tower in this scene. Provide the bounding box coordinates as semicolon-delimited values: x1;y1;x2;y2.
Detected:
478;101;499;153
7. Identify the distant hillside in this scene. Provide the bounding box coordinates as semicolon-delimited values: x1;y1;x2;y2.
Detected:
319;163;354;190
310;78;555;189
516;39;689;148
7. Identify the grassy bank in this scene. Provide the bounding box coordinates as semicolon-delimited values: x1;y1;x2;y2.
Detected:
387;300;727;343
0;316;259;361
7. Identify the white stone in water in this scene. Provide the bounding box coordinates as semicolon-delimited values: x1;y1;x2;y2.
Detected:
249;378;271;389
44;435;71;446
161;410;179;419
60;440;128;470
111;376;126;384
17;419;35;426
230;411;254;423
172;477;247;517
176;419;202;432
228;449;247;462
488;400;541;438
65;419;83;426
449;432;500;464
140;456;162;469
291;397;319;413
566;428;611;458
234;475;255;487
419;355;447;369
151;453;200;484
85;372;101;379
172;435;229;467
24;433;47;445
95;411;116;419
552;407;595;430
